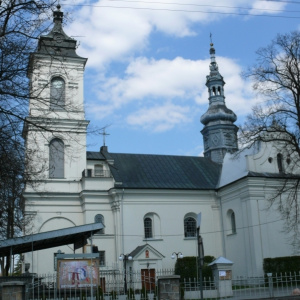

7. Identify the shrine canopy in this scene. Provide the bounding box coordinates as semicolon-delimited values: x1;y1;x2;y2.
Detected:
0;223;104;256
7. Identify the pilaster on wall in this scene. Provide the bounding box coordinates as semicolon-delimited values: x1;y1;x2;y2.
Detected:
109;189;122;263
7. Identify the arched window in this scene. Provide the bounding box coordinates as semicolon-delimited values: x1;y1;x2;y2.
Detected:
230;211;236;234
184;217;196;237
49;138;64;178
144;217;153;239
212;86;216;96
277;153;284;173
95;214;105;234
227;209;236;234
50;77;65;109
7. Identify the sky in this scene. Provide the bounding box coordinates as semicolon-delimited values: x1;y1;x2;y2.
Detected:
60;0;300;156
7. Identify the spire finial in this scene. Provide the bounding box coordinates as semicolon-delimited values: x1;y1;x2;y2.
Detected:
53;3;63;23
210;33;213;47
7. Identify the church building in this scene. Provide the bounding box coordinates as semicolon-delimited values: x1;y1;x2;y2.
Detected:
23;6;297;277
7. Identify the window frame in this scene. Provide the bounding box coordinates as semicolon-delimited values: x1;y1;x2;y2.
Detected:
99;251;105;267
94;214;105;234
230;211;236;234
94;164;104;177
184;216;197;238
144;217;153;239
227;209;237;235
49;138;64;178
50;76;65;110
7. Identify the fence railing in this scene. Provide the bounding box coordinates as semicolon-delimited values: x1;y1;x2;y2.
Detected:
1;271;300;299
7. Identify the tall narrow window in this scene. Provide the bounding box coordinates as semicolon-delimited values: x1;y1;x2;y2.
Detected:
277;153;284;173
212;86;216;95
50;77;65;109
49;138;64;178
99;251;105;266
144;217;153;239
184;217;196;237
95;214;105;234
231;211;236;234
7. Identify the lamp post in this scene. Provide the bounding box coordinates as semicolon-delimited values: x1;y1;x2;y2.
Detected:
171;252;183;260
119;254;132;293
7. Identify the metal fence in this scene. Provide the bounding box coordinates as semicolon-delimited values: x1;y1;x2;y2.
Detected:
2;270;300;299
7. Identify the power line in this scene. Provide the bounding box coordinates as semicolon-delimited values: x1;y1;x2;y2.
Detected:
105;0;300;14
258;0;300;3
62;3;300;19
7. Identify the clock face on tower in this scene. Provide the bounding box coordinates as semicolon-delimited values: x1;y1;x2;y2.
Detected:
52;78;64;89
50;77;65;109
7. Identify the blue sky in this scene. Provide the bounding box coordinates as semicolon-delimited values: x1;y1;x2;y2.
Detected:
62;0;300;156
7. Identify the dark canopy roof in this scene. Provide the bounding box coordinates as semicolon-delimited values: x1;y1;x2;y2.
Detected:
88;148;221;190
0;223;103;256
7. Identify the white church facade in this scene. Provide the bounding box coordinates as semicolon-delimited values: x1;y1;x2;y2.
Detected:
23;6;298;278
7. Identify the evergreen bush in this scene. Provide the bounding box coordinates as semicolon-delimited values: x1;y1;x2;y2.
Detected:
263;256;300;274
174;256;215;281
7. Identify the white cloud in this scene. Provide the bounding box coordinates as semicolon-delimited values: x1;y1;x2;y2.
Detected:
66;0;287;69
86;55;259;131
68;0;287;134
126;103;191;132
250;0;286;15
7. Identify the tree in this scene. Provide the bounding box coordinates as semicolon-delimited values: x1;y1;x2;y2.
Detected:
0;116;25;275
241;31;300;249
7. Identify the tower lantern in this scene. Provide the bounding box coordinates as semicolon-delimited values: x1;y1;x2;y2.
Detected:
200;42;238;164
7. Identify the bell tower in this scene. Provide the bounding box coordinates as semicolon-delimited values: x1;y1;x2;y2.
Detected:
24;5;89;183
200;42;238;164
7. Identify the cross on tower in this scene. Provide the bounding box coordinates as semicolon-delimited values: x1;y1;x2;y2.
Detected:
100;127;110;146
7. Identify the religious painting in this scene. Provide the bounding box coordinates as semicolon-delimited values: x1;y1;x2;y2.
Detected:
145;250;149;258
57;259;99;289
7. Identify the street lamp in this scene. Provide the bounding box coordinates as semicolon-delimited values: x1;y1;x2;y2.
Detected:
119;254;132;293
171;252;183;259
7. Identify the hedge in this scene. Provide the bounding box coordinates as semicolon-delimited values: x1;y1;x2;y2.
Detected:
263;256;300;274
174;256;215;281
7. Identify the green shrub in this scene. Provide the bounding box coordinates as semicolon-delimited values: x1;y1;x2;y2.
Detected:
175;256;215;280
263;256;300;274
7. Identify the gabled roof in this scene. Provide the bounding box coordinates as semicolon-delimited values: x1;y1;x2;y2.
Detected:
87;149;222;190
129;244;164;259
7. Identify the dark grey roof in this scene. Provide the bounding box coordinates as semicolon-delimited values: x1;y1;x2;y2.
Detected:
129;245;147;257
129;244;164;258
88;150;221;190
35;7;86;60
87;152;106;160
248;171;300;179
0;223;103;256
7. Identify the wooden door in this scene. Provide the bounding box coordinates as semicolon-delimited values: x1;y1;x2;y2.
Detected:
141;269;155;291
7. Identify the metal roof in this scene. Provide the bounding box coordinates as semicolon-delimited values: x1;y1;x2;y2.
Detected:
0;223;104;256
108;153;221;189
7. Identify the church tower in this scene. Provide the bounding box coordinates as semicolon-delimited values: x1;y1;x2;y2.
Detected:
24;5;89;183
23;5;90;272
200;42;238;164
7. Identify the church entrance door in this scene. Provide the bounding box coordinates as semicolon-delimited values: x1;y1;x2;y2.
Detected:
141;269;155;291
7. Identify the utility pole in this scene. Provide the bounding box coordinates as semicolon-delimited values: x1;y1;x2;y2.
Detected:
197;213;204;300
